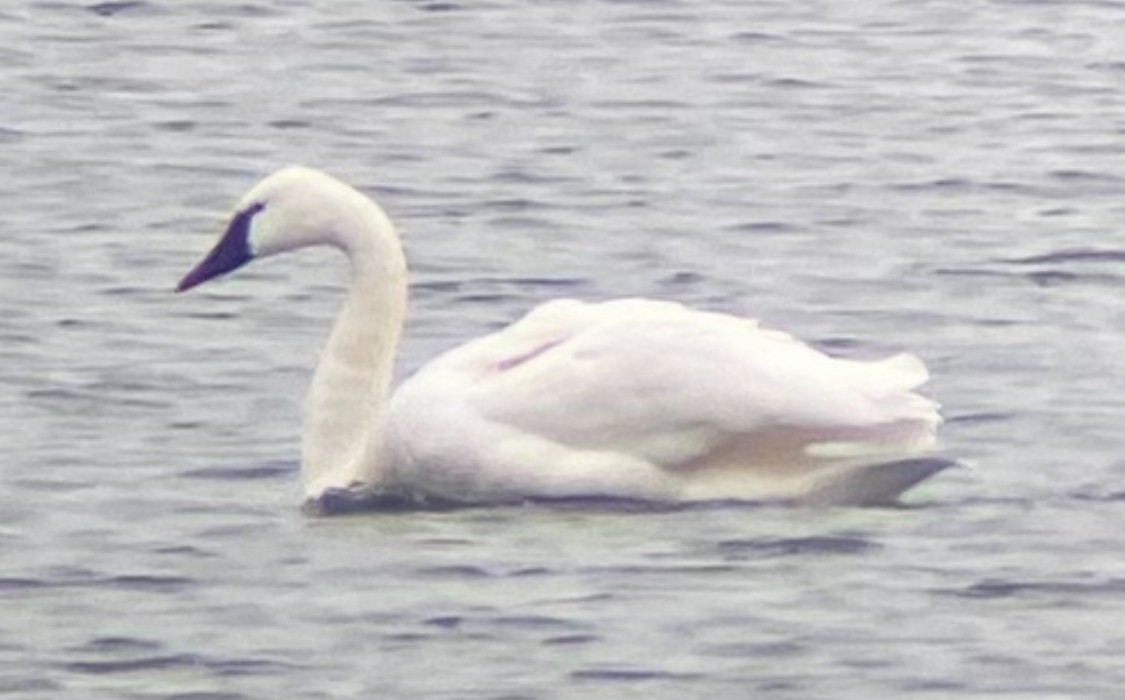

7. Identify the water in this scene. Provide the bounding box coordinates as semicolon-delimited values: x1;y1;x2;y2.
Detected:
3;0;1125;697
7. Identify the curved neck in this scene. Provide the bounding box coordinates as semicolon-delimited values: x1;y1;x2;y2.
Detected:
300;203;408;498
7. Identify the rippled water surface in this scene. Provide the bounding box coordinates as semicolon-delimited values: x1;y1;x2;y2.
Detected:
4;0;1125;697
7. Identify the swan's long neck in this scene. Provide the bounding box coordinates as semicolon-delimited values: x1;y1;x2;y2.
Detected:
300;197;407;498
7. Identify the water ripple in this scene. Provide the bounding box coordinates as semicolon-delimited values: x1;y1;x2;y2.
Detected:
717;534;878;559
571;668;706;683
179;462;295;482
951;577;1125;600
0;571;196;594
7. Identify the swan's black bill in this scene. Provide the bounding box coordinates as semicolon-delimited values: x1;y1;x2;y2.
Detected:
176;202;264;293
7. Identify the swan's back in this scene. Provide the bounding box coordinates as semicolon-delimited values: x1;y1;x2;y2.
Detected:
386;298;942;504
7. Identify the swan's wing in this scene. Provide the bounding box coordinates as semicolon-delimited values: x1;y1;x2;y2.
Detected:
393;299;941;502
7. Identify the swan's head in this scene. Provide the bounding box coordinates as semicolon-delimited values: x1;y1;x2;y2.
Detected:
177;166;388;292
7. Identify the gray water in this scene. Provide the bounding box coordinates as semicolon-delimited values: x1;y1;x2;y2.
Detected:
3;0;1125;697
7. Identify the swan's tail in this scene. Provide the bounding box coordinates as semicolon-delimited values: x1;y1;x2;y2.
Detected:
798;457;958;506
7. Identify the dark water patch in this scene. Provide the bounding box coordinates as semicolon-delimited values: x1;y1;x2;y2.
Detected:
0;677;63;693
99;283;155;297
511;566;552;577
418;612;589;643
659;270;706;287
10;476;99;494
305;488;477;516
409;565;550;582
308;488;793;517
710;71;766;87
208;657;296;677
268;119;311;130
424;615;464;630
730;31;789;44
934;263;1123;289
950;577;1125;600
504;276;589;290
56;317;91;329
531;592;616;607
303;488;771;517
414;565;495;579
65;636;294;680
702;640;805;658
658;148;693;160
717;534;877;560
153;543;217;558
543;634;599;646
0;576;48;591
87;1;151;17
1088;60;1125;72
763;77;829;90
154;120;197;133
63;651;290;678
590;564;743;577
902;678;971;692
168;419;205;430
102;574;198;593
978;248;1125;287
1025;270;1086;287
6;568;197;594
1073;489;1125;503
414;536;476;546
813;336;864;353
483;198;539;212
382;631;431;644
0;126;25;144
196;3;282;18
453;292;525;305
527;495;689;513
414;1;462;12
483;214;560;233
26;385;167;414
183;310;240;320
64;654;201;675
488;615;586;632
539;145;577;156
411;279;464;294
1002;247;1125;266
74;636;163;653
571;668;705;683
726;220;799;235
893;177;977;193
370;90;546;110
590;98;693;111
1038;206;1077;217
1048;169;1122;184
180;462;294;482
0;330;41;346
947;411;1016;426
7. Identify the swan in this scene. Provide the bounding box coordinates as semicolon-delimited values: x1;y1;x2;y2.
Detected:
177;166;949;512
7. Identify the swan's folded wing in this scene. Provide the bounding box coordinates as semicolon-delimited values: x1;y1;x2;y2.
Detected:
468;301;939;480
386;299;941;502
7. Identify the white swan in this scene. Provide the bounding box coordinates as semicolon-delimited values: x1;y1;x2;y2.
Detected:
177;166;949;512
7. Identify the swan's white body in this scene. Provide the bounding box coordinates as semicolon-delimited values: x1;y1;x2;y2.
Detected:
178;167;945;510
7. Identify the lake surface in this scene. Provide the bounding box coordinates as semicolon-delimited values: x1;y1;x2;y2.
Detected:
3;0;1125;697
